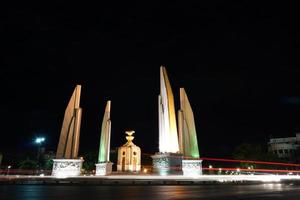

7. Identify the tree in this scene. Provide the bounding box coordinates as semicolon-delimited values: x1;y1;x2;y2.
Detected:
82;151;97;171
42;156;53;170
18;159;38;169
232;143;282;169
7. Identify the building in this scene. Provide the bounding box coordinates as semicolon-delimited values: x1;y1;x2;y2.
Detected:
268;133;300;159
117;131;141;172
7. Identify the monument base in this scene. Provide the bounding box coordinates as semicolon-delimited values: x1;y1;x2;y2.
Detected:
182;159;203;176
117;164;141;172
151;153;183;175
95;162;113;176
52;159;83;177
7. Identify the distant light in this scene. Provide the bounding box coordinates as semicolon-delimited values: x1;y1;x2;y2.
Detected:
143;168;148;173
236;168;240;172
7;165;11;169
209;165;213;169
35;137;45;144
261;175;281;182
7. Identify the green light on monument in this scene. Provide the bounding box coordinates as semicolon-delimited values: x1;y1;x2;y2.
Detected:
98;101;111;163
178;88;200;159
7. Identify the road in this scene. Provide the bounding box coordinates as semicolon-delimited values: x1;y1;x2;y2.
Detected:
1;183;300;200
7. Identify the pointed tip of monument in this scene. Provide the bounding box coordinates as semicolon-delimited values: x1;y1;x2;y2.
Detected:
106;100;111;111
180;88;187;95
160;66;168;77
75;85;82;93
160;65;168;72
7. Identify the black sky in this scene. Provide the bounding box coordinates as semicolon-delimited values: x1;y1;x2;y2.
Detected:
1;1;300;158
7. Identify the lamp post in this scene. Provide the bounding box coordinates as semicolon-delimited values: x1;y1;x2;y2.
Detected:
208;165;213;175
7;165;11;176
35;137;45;170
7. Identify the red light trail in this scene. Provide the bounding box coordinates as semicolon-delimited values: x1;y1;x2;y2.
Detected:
201;157;300;167
142;153;300;167
203;167;300;173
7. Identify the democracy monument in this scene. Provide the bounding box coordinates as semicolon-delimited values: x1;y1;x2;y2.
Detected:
52;85;83;177
96;100;113;175
52;66;201;177
152;67;202;175
117;131;141;173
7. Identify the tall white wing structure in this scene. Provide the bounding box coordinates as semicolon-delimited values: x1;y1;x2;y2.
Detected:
158;66;179;153
56;85;82;159
178;88;200;158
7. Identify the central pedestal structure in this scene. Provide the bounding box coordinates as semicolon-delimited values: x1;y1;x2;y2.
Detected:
117;131;141;173
95;162;113;176
151;153;183;175
52;159;83;177
182;159;203;176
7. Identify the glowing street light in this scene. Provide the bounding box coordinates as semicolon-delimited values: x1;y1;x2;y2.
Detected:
34;137;46;170
35;137;45;144
208;165;214;175
7;165;11;176
218;168;222;175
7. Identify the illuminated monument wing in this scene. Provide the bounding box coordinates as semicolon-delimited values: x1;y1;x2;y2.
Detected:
158;66;180;153
152;66;183;175
178;88;202;176
52;85;84;177
95;101;113;176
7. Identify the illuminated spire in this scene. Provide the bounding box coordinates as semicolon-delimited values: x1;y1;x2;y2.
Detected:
98;101;112;163
56;85;82;159
158;66;179;153
178;88;200;158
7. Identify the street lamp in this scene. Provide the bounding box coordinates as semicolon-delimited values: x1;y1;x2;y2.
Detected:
35;137;45;144
7;165;11;176
208;165;213;175
35;137;46;171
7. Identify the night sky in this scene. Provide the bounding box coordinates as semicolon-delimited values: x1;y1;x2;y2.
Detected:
1;2;300;158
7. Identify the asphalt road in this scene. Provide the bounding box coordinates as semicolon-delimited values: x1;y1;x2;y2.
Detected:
1;183;300;200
